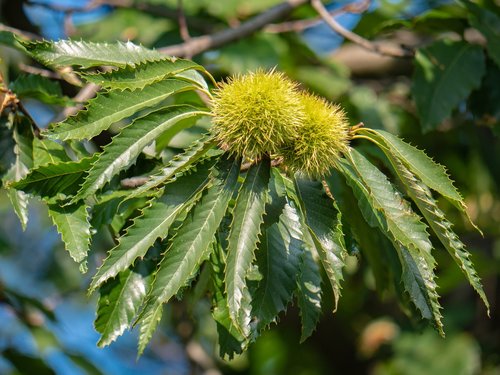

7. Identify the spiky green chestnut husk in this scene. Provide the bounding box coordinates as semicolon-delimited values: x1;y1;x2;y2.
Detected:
210;70;305;159
282;92;350;178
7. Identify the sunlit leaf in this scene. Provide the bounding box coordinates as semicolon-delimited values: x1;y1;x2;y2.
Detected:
47;202;91;273
89;161;213;293
294;178;347;310
252;203;302;331
82;58;206;91
73;105;208;201
22;39;163;69
95;258;156;347
225;159;270;336
137;156;241;355
46;79;197;141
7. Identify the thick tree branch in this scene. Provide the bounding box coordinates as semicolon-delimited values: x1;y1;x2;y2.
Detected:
311;0;413;58
159;0;308;57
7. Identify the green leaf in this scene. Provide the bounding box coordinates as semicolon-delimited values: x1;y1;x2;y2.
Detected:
327;172;394;294
3;348;55;375
32;138;70;168
395;242;443;335
343;149;433;257
294;178;347;310
46;79;197;141
412;40;485;132
252;203;303;331
296;246;322;342
357;128;480;232
3;120;34;229
5;189;29;230
0;31;25;51
22;39;163;69
47;202;91;273
73;105;209;201
387;156;489;314
464;2;500;68
137;156;241;355
175;69;210;92
359;129;463;204
339;149;443;333
82;58;206;91
125;135;216;200
12;156;97;200
95;259;155;347
9;75;71;106
88;161;213;293
225;159;270;336
211;240;248;359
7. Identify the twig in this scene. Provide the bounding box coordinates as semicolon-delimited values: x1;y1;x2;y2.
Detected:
121;176;149;189
52;83;100;123
266;0;370;33
159;0;309;57
18;63;62;80
240;157;283;171
311;0;413;58
177;0;191;43
17;100;42;138
89;0;215;33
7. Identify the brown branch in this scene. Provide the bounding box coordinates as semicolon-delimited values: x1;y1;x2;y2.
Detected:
17;100;42;138
52;83;100;123
89;0;215;33
159;0;309;57
311;0;413;58
266;0;370;33
18;63;62;80
177;0;191;43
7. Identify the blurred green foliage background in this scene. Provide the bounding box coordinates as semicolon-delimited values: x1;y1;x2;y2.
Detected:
0;0;498;374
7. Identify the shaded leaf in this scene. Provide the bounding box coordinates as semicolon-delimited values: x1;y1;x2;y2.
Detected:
89;161;213;293
73;105;208;201
137;156;241;355
225;159;270;336
339;150;443;333
3;120;34;229
252;203;303;331
412;40;485;131
294;178;347;310
3;348;55;375
296;246;322;342
327;172;394;294
32;137;70;168
344;148;433;256
395;242;443;335
388;155;489;313
46;79;197;141
125;135;216;201
47;202;91;273
465;2;500;68
22;39;163;69
9;75;70;106
211;240;248;359
0;30;25;50
12;156;97;200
